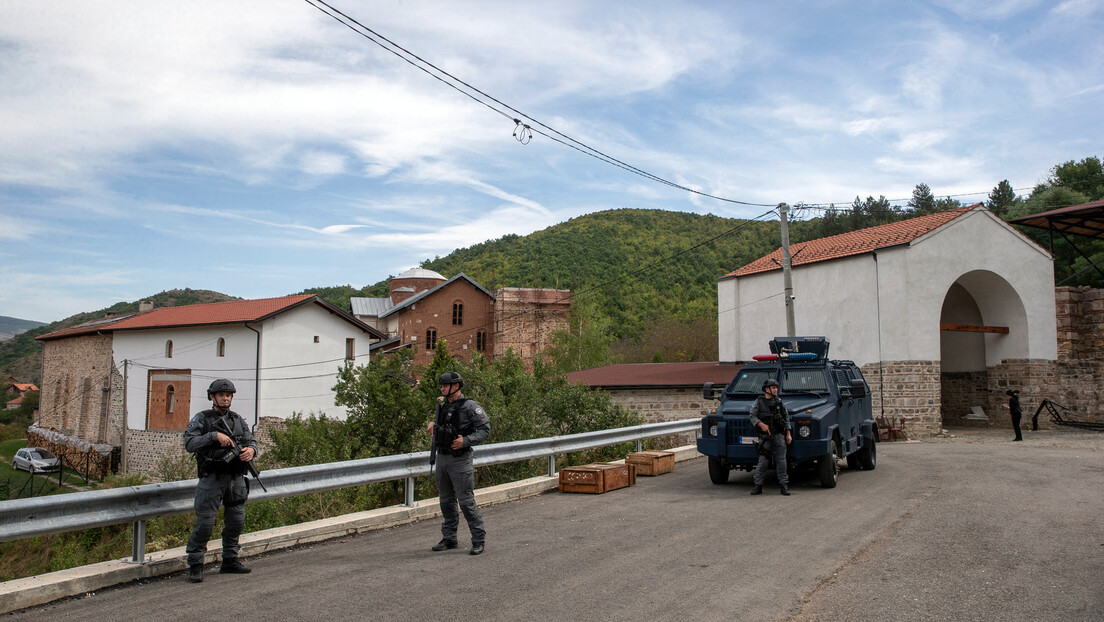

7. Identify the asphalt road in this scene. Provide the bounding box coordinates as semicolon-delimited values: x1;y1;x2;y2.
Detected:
8;428;1103;621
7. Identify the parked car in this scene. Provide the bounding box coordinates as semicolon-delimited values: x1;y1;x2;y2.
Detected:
12;447;61;473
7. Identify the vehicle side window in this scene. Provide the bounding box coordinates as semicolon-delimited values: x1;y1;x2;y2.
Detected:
726;370;774;394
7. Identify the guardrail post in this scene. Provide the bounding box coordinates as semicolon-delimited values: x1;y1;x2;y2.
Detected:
131;520;146;563
635;440;642;452
404;476;415;507
547;455;555;477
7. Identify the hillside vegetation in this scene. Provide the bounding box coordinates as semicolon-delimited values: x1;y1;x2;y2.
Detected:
0;289;239;384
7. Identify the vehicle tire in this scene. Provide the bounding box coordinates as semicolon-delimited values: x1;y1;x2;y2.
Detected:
818;440;839;488
708;457;730;485
846;454;859;470
858;435;877;470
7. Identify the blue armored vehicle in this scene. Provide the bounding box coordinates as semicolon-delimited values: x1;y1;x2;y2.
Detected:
697;336;877;488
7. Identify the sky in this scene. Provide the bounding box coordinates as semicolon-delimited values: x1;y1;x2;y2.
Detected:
1;1;1101;323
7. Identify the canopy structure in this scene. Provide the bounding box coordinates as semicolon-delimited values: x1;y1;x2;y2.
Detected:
1009;199;1104;284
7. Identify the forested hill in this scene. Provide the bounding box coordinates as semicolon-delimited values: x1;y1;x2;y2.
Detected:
307;209;815;340
0;289;238;384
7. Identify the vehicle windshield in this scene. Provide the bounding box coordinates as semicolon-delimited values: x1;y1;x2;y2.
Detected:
725;369;776;395
781;369;829;393
32;449;56;459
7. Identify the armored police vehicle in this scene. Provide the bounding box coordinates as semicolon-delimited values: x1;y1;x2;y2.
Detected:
697;336;877;488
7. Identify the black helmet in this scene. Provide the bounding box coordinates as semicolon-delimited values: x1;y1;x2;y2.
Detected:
762;379;780;390
438;371;464;388
207;379;237;399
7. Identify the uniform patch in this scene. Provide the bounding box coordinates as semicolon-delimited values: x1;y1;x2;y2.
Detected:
475;407;485;416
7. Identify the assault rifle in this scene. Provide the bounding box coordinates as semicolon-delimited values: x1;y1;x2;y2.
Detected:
215;417;268;492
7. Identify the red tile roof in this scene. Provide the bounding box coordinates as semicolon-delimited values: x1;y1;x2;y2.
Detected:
11;383;38;392
723;204;980;279
38;295;318;341
566;362;742;389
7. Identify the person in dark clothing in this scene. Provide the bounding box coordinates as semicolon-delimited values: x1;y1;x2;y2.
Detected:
183;379;259;583
1002;389;1023;441
749;378;792;496
427;371;491;555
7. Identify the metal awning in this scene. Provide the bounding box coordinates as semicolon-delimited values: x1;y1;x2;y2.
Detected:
1008;199;1104;284
1008;199;1104;239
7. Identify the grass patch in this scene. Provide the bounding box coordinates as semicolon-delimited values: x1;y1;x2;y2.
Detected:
0;436;27;459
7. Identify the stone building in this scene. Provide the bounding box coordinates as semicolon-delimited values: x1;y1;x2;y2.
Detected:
718;204;1058;437
352;268;570;366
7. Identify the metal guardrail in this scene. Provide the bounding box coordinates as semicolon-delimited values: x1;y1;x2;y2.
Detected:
0;418;698;561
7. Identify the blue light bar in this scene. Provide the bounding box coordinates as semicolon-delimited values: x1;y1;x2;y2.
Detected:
783;352;818;360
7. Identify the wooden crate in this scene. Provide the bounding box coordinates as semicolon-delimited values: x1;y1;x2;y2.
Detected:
625;450;675;476
559;462;635;494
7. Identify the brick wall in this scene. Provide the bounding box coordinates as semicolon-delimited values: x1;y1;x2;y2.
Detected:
493;288;570;368
397;279;495;364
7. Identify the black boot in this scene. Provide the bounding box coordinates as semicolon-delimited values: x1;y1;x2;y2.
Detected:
220;559;251;574
432;539;459;552
750;485;763;495
780;485;791;496
470;541;485;556
188;564;204;583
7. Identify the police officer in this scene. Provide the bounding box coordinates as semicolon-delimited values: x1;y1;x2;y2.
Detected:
1002;389;1023;441
427;371;491;555
184;379;259;582
749;378;792;496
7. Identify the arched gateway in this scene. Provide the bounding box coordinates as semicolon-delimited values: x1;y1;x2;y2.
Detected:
718;205;1056;438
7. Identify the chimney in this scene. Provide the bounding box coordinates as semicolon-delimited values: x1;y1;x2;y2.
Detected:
139;300;154;314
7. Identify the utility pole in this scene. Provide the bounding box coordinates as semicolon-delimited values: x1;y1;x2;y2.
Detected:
779;203;796;337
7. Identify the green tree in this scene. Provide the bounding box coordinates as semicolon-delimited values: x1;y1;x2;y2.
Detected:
333;349;430;458
544;297;622;373
907;183;936;215
987;180;1019;218
1047;156;1104;200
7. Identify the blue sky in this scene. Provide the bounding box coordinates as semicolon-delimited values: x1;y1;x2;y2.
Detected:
1;1;1101;323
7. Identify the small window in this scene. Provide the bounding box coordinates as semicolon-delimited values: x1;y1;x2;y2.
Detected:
217;338;226;357
165;340;173;358
452;302;463;326
426;329;437;349
166;385;175;413
345;338;356;361
476;331;486;352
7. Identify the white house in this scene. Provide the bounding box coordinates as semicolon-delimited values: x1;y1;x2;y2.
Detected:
37;295;385;472
717;204;1057;435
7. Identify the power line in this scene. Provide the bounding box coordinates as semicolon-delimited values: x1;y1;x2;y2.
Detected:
303;0;776;208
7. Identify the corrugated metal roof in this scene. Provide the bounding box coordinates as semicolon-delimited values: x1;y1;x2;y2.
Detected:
724;204;979;279
565;362;742;389
350;297;393;317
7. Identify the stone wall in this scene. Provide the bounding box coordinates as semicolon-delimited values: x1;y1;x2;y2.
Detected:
492;288;570;368
861;361;942;438
941;370;990;428
601;386;710;446
125;416;288;475
38;334;115;443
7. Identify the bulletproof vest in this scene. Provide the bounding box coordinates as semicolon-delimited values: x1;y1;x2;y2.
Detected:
196;410;247;476
756;396;786;434
436;398;471;454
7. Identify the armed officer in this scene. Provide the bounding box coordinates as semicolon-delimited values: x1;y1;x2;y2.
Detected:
749;378;792;496
184;379;259;582
427;371;491;555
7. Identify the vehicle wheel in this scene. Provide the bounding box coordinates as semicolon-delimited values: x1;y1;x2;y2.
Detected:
708;457;730;485
858;435;877;470
818;440;839;488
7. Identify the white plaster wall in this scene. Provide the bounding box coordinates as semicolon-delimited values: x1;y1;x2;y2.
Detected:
719;208;1057;367
114;326;258;431
258;303;374;420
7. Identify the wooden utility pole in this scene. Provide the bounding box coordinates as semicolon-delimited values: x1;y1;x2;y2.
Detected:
779;203;796;337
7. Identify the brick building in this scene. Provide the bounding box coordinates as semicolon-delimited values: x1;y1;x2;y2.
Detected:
353;268;570;366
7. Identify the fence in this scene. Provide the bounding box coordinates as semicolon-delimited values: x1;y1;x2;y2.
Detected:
0;418;699;562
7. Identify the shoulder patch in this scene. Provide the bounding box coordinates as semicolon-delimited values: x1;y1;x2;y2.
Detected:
475;407;485;417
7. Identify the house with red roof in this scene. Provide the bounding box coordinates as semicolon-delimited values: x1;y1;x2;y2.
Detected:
718;204;1057;437
4;381;39;410
36;295;385;473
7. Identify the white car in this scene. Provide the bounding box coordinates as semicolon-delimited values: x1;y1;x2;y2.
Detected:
12;447;61;473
